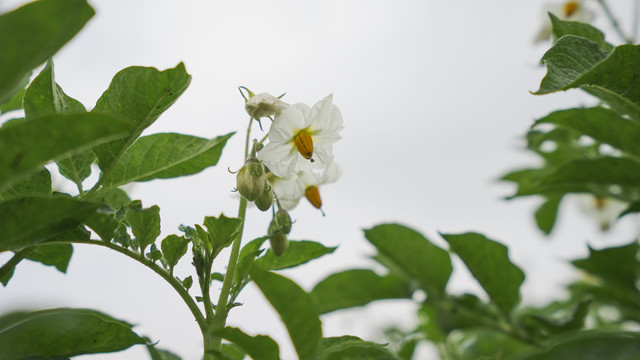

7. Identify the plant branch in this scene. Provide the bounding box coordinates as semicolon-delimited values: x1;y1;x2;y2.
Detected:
57;238;208;337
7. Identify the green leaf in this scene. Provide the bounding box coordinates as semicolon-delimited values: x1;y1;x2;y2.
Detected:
250;267;322;360
536;36;640;120
26;243;73;273
318;336;401;360
518;332;640;360
534;195;563;235
146;344;181;360
572;241;639;290
423;294;500;335
23;60;86;120
92;63;192;173
161;235;189;271
311;269;412;314
0;0;94;104
0;85;27;115
365;224;452;298
536;107;640;158
0;308;146;358
441;232;525;315
256;240;336;270
214;327;280;360
549;13;613;52
544;157;640;187
0;113;133;189
203;213;243;253
0;167;51;201
220;343;245;360
0;197;98;252
125;200;161;253
447;328;531;360
99;133;233;190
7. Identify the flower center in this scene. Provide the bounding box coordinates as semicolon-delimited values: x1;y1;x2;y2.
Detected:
294;131;314;160
304;186;322;209
563;1;579;17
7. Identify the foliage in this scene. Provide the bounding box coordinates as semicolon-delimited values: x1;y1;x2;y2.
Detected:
2;1;640;360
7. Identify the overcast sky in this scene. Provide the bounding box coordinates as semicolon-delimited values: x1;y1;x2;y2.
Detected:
1;1;639;359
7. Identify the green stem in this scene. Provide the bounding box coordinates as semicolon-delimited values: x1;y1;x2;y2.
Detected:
201;257;215;319
596;0;631;43
205;117;254;358
60;239;208;338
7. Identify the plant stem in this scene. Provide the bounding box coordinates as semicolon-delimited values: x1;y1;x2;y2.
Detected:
204;117;254;358
596;0;631;43
61;239;208;338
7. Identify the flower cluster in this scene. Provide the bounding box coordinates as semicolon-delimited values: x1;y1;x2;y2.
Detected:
235;89;343;254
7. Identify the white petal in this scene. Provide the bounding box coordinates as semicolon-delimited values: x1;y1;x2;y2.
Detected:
269;107;305;142
257;142;298;177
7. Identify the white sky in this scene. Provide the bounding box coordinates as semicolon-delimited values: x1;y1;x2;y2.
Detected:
1;1;639;359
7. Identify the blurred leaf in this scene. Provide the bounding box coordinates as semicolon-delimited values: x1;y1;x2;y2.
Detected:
126;200;161;253
572;241;639;290
0;308;145;358
0;197;98;252
318;336;401;360
99;132;233;190
517;332;640;360
214;327;280;360
23;60;86;120
0;0;94;104
365;224;452;298
0;83;27;114
534;195;563;235
161;235;189;272
549;13;613;52
311;269;412;314
544;157;640;187
536;107;640;158
250;267;322;360
522;298;591;337
424;293;500;335
536;36;640;120
0;168;51;201
0;113;133;189
92;64;191;173
203;214;243;254
256;240;336;270
441;232;525;315
447;328;531;360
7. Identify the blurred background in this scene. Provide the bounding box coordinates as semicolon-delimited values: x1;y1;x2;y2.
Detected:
1;0;638;359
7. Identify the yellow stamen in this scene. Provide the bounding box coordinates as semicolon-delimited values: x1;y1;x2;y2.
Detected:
305;186;322;209
294;131;314;160
563;1;579;17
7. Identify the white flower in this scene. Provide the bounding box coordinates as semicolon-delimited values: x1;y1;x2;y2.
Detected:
575;194;627;231
535;0;595;42
270;161;342;211
257;94;343;178
245;92;289;119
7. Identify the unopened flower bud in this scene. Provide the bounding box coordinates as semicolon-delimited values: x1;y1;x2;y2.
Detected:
269;231;289;257
274;209;292;234
254;184;274;211
236;158;266;201
245;93;288;119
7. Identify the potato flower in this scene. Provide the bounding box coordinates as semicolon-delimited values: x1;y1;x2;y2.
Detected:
257;94;343;178
270;161;342;211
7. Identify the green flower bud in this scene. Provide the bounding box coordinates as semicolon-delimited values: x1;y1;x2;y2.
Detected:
254;184;274;211
269;231;289;257
274;209;292;234
236;158;265;201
